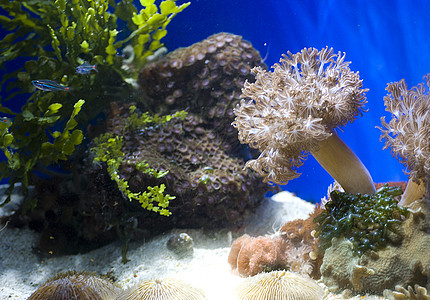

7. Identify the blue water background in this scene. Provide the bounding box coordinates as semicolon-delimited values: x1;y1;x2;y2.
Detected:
161;0;430;201
1;1;429;202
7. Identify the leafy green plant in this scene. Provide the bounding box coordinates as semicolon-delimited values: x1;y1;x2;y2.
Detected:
314;184;409;256
0;0;189;208
0;98;85;210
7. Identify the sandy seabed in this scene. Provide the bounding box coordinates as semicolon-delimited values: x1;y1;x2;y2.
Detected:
0;191;386;300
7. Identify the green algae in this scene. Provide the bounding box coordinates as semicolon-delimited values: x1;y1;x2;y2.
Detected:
314;184;410;256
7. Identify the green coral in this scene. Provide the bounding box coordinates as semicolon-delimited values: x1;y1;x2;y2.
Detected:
90;105;187;216
314;184;409;256
0;0;189;208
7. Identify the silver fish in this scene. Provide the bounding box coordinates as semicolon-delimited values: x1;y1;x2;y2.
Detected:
76;62;97;74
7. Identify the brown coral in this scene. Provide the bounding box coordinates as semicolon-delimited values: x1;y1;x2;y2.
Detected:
378;73;430;206
138;32;266;151
233;47;375;195
80;102;270;242
16;33;270;254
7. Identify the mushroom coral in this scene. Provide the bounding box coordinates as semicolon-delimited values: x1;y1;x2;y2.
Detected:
378;73;430;206
233;47;375;194
236;270;324;300
28;271;122;300
116;278;206;300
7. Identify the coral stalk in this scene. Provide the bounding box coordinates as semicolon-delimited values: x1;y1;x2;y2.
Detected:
311;132;376;195
399;179;425;206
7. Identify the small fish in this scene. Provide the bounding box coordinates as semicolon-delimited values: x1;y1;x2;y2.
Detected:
0;117;12;125
76;62;97;74
32;80;70;92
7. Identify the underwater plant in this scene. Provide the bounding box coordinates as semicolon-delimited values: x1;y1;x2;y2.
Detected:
314;184;409;256
378;73;430;206
0;0;190;210
232;47;375;195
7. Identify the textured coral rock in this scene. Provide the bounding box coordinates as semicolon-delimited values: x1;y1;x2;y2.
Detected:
17;32;269;254
236;270;324;300
80;102;270;241
138;32;266;151
320;200;430;295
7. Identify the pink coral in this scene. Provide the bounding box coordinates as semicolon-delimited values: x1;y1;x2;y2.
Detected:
228;206;324;279
228;234;286;276
228;235;318;278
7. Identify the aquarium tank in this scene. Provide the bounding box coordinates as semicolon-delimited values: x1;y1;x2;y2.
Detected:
1;0;429;201
0;0;429;299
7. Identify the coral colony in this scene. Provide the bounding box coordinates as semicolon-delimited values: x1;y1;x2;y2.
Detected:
0;0;429;298
231;47;430;297
233;47;375;195
379;74;430;206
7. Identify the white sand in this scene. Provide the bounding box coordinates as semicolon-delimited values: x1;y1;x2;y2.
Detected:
0;191;386;299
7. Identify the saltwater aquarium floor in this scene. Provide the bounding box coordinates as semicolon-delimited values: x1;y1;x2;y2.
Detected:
0;191;386;299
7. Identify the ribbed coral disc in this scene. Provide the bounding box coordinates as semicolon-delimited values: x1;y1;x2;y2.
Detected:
27;271;121;300
117;278;206;300
236;270;324;300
